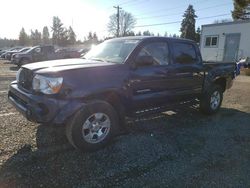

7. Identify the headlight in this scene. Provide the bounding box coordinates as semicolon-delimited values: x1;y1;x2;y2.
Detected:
15;54;19;58
32;74;63;94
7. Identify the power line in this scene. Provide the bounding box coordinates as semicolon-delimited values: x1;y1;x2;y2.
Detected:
136;2;231;20
118;0;139;6
121;0;150;8
134;13;231;28
133;0;214;17
106;0;147;12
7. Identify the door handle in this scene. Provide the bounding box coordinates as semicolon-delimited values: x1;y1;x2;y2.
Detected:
156;70;168;75
130;79;141;83
175;72;191;76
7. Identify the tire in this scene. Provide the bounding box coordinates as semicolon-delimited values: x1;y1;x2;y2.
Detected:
200;84;223;115
65;101;119;151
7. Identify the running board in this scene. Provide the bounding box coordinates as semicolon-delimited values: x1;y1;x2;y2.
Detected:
131;100;199;118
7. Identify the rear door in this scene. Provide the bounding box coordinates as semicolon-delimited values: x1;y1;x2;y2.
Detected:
169;41;204;99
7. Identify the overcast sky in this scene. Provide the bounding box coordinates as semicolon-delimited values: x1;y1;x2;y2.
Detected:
0;0;233;40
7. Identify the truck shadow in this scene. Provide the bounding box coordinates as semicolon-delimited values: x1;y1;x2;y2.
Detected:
1;107;250;187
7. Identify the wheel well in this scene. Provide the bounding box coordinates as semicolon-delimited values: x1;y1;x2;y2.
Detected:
214;78;226;92
86;92;125;118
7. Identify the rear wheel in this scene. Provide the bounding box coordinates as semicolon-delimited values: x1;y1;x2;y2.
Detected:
65;101;119;151
200;84;223;115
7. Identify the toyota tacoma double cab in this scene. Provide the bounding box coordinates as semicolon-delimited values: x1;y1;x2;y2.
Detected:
8;37;241;151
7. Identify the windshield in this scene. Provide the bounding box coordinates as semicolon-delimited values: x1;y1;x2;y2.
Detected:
25;46;38;53
84;39;139;64
19;47;30;52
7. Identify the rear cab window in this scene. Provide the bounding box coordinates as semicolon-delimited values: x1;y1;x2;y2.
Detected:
172;42;198;64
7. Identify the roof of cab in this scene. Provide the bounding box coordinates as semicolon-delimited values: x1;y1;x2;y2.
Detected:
107;36;195;43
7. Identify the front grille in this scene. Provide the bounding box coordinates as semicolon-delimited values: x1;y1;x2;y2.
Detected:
18;68;33;91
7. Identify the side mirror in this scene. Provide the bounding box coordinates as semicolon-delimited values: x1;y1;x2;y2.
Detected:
135;55;154;67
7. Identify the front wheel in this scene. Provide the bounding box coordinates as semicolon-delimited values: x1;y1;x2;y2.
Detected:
200;84;223;115
65;101;119;151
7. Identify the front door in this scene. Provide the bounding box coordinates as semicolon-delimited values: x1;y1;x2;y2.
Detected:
128;41;172;110
223;33;241;62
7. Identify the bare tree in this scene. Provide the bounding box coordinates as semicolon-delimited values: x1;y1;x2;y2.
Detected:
107;10;136;37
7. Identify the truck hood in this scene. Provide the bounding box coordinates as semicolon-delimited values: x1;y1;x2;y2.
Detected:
22;58;115;73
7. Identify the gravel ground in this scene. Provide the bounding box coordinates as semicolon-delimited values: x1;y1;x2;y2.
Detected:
0;60;250;188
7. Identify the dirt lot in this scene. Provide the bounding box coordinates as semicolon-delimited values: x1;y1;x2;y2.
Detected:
0;59;250;188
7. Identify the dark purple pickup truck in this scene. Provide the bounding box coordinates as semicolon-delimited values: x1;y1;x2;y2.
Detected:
8;36;241;151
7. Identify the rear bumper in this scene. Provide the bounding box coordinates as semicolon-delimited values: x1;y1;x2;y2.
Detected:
8;82;83;125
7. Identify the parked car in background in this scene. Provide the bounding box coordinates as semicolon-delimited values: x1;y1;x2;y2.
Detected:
13;45;82;66
55;48;81;58
8;36;243;151
0;49;9;57
79;48;91;57
6;47;30;61
0;47;23;59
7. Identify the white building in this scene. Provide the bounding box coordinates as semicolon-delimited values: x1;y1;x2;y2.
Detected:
200;20;250;62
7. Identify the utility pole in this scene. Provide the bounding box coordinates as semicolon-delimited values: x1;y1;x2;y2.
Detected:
113;5;122;37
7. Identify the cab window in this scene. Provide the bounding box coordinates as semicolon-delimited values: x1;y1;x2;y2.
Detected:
173;42;197;64
137;42;170;65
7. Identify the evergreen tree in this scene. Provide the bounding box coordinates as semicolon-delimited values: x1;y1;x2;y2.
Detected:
92;32;98;43
87;32;93;40
195;27;201;43
136;31;142;36
143;30;151;36
30;29;42;45
58;28;69;46
51;16;64;45
126;31;135;36
232;0;250;20
180;5;197;41
19;28;29;46
68;26;76;44
42;26;50;44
